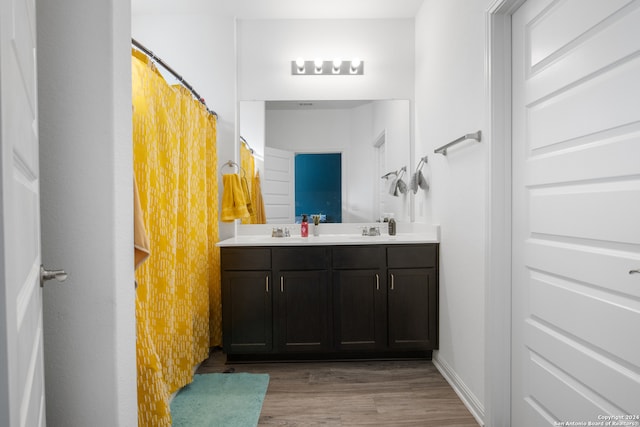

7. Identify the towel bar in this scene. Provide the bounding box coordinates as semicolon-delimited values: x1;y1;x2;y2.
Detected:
434;130;482;156
220;160;246;176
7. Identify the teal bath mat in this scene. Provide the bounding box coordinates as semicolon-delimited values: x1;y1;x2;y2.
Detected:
170;373;269;427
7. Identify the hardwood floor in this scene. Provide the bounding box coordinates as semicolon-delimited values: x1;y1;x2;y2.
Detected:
197;350;480;426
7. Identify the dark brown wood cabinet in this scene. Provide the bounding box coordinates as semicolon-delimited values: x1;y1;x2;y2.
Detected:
388;268;437;350
387;245;439;350
332;246;387;351
221;248;272;354
276;270;330;352
221;243;438;361
272;246;331;353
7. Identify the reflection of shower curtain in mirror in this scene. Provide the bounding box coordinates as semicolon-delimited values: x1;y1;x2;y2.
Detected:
132;51;221;426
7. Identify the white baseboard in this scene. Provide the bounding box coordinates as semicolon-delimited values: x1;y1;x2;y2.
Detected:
432;353;486;426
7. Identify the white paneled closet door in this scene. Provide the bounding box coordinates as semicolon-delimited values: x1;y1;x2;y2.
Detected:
0;0;47;425
263;146;295;224
512;0;640;425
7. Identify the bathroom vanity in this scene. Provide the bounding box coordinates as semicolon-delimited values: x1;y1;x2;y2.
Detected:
218;231;439;362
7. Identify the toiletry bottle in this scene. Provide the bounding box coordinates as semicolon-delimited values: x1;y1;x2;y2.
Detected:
301;214;309;237
388;214;396;236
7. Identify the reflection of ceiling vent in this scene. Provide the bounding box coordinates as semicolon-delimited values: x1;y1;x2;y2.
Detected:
298;102;313;107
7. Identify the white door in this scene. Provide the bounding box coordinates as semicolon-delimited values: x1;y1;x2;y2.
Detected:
512;0;640;424
0;0;48;425
263;146;295;224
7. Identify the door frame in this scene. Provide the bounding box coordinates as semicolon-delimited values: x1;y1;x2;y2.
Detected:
484;1;526;426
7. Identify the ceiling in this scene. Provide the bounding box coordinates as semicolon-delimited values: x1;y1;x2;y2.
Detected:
131;0;425;20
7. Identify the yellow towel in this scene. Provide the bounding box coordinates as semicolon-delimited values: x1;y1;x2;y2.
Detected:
133;176;150;269
221;173;250;222
241;175;253;215
252;171;266;224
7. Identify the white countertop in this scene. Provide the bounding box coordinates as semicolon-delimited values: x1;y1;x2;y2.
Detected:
216;223;440;247
217;233;438;247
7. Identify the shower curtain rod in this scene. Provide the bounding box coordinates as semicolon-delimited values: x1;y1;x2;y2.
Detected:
240;136;255;154
132;38;218;119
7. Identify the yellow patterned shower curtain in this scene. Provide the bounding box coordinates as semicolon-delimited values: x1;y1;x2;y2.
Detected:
132;51;222;426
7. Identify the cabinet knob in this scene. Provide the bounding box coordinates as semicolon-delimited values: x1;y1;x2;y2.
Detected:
390;273;395;290
280;276;284;293
375;273;380;290
265;276;269;293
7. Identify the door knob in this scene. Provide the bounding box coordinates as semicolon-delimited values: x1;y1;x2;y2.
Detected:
40;265;68;287
630;269;640;275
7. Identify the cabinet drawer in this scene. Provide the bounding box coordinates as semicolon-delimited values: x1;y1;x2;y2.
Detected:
221;247;271;270
273;246;329;270
332;246;385;269
387;244;438;268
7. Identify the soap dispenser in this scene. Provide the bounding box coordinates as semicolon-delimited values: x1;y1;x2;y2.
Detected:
301;214;309;237
388;214;396;236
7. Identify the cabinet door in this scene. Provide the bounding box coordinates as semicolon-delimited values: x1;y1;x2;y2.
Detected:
333;269;386;351
275;270;330;353
222;270;273;354
387;268;438;350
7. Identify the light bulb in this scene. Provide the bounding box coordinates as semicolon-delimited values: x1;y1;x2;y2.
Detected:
350;58;361;73
332;58;342;73
314;58;323;73
295;57;305;73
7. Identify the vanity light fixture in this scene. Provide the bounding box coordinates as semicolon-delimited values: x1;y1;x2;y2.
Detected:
291;58;364;75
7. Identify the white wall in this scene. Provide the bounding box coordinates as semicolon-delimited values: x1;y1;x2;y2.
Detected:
239;101;266;162
414;0;489;422
350;104;377;222
132;12;238;239
372;100;412;222
37;0;137;425
237;19;415;101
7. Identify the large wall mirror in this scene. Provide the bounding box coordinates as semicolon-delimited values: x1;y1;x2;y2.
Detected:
239;99;411;224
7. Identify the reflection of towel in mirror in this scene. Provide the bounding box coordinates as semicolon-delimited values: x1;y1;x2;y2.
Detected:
389;178;398;195
410;170;429;193
221;174;250;222
410;173;419;193
252;171;267;224
417;170;429;190
390;177;408;197
241;176;253;215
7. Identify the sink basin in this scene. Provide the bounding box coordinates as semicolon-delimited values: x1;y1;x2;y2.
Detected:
347;234;387;240
273;236;307;242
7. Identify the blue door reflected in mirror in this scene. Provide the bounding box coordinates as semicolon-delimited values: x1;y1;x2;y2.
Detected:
295;153;342;223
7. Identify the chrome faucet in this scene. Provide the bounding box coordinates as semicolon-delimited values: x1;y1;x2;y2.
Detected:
361;226;381;236
271;227;290;238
